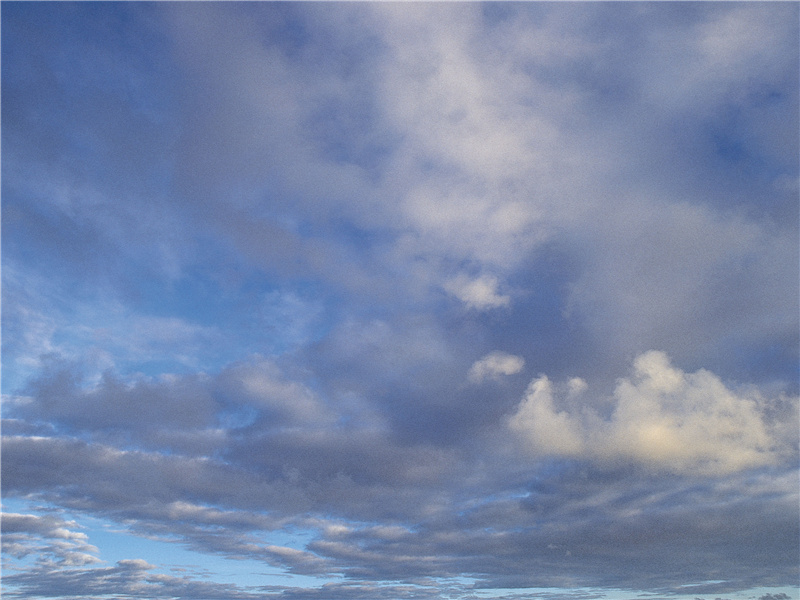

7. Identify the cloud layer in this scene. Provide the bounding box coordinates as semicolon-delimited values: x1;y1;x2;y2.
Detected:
2;3;798;599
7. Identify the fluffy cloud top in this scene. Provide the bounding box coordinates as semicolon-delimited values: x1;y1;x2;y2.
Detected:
510;351;792;475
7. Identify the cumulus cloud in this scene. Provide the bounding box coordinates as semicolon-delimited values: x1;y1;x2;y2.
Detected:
509;375;584;455
468;351;525;383
509;351;794;475
444;273;510;310
601;351;781;474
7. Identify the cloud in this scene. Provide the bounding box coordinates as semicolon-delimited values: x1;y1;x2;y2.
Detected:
309;465;799;590
2;3;798;599
4;429;798;593
640;4;798;115
15;359;220;455
468;351;525;383
216;356;335;427
509;375;584;456
1;512;101;567
600;351;782;474
564;199;799;387
444;273;510;310
510;351;795;475
1;558;266;600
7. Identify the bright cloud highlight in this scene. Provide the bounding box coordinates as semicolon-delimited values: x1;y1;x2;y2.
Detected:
510;351;792;475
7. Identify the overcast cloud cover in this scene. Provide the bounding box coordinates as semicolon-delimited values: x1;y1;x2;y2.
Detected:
2;3;799;600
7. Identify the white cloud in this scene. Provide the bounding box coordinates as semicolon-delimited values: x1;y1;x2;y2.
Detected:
444;273;510;310
601;351;780;474
468;351;525;383
372;4;536;182
508;375;583;455
567;377;588;397
509;351;793;475
643;4;797;113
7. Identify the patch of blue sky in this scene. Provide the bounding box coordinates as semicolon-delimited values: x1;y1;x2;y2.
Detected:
122;263;328;351
3;2;174;109
1;248;329;392
2;9;178;200
86;523;329;590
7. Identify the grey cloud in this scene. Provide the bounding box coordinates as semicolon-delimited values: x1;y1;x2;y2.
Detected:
1;512;100;568
1;559;264;600
215;356;335;428
565;200;799;389
263;581;443;600
3;539;446;600
4;336;798;592
8;2;796;390
1;435;302;517
304;464;799;591
15;360;220;456
4;342;798;595
163;1;798;393
3;432;798;593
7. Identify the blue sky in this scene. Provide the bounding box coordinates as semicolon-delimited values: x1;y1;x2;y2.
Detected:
2;2;798;599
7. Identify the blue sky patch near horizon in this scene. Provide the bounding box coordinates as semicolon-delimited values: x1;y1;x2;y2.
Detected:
2;3;798;599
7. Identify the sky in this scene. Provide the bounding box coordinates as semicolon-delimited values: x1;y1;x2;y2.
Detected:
1;2;799;600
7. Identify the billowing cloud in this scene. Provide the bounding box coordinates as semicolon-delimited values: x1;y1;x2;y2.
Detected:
509;374;584;455
510;351;796;475
759;594;791;600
